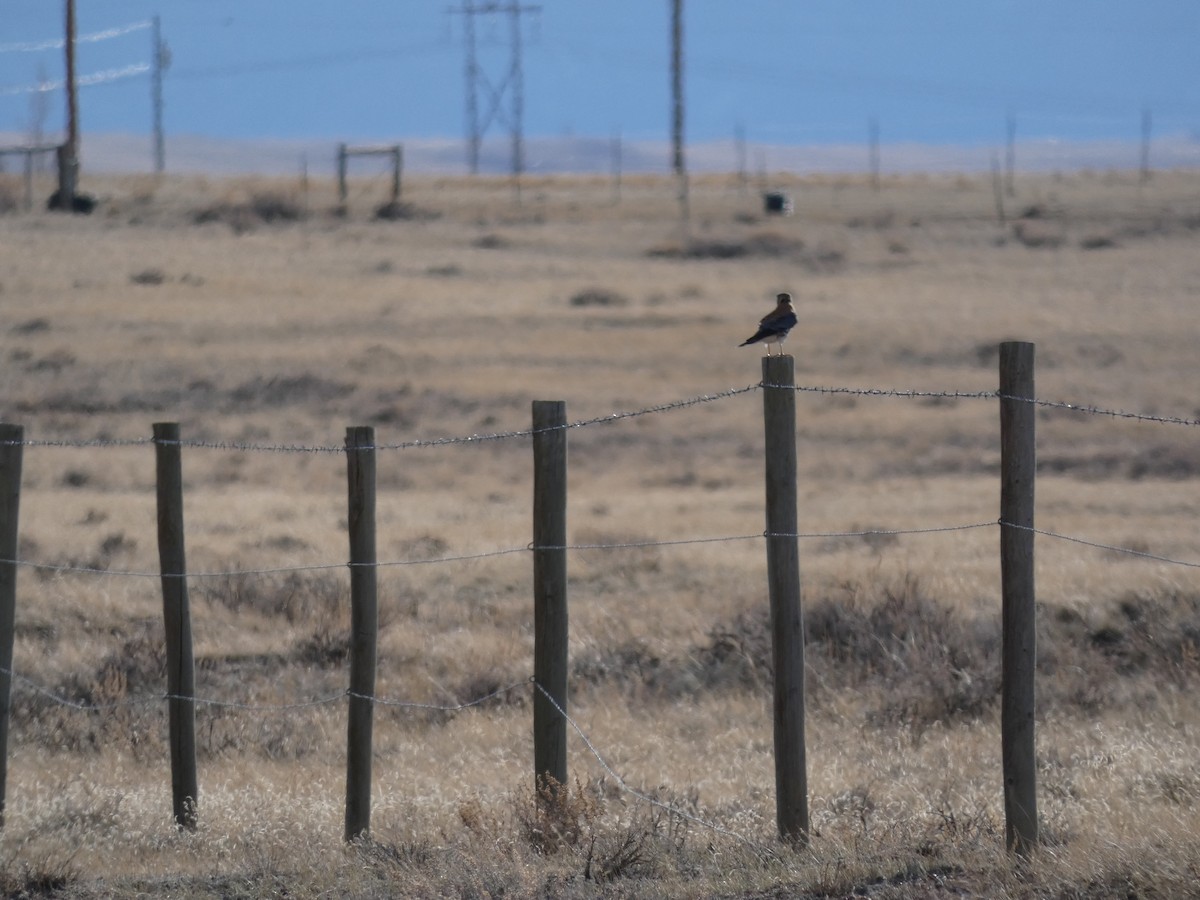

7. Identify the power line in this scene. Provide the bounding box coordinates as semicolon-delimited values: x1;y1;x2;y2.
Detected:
0;63;149;97
0;20;151;54
169;41;447;80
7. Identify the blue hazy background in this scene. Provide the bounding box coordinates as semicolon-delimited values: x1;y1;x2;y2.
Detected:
2;1;1198;167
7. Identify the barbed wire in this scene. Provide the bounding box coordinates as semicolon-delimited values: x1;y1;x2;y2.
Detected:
773;384;998;403
773;383;1200;427
0;384;762;453
3;380;1198;453
532;680;779;856
996;395;1200;428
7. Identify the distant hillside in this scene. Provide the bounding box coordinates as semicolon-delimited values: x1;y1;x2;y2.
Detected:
2;130;1198;177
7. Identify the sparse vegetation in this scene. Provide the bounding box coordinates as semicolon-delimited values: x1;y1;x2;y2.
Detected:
0;169;1198;897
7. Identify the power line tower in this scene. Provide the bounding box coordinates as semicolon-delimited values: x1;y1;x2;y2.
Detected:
447;2;540;178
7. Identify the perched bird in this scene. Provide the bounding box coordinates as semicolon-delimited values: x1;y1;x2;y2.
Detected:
739;292;797;356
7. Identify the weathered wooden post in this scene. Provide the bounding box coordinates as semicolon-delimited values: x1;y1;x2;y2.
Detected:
344;425;378;842
532;401;568;794
0;425;23;829
153;422;198;830
761;355;809;845
999;341;1038;855
337;142;349;204
391;145;403;203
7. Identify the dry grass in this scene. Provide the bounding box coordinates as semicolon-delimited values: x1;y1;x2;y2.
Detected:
1;168;1199;897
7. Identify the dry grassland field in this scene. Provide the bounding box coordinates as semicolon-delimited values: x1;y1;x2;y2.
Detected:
1;166;1200;898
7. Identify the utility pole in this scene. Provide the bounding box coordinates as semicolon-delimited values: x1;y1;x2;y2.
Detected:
1005;109;1017;197
56;0;80;209
670;0;688;225
152;16;171;174
1139;107;1152;184
868;116;880;192
448;2;540;185
734;121;747;192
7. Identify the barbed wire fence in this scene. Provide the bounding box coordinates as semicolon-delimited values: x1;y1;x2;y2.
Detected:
0;357;1199;852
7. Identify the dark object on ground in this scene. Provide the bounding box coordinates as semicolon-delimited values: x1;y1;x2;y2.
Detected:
47;191;97;214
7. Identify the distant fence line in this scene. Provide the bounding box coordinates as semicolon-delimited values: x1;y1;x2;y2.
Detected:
0;343;1198;853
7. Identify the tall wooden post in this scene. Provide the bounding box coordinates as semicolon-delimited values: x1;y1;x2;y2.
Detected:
0;425;24;829
152;15;168;174
868;116;880;192
1005;109;1017;197
999;342;1038;855
391;146;403;203
1139;107;1152;184
153;422;198;830
670;0;689;227
337;143;349;204
761;355;808;845
57;0;80;209
344;426;378;842
532;401;568;793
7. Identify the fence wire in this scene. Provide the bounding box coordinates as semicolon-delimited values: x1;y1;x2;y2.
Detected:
3;378;1198;454
1001;521;1200;569
3;519;1198;577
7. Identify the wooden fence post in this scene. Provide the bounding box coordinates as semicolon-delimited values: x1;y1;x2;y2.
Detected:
153;422;198;830
391;146;403;203
532;401;568;794
337;142;348;204
761;355;809;845
0;425;24;829
999;341;1038;855
344;425;378;842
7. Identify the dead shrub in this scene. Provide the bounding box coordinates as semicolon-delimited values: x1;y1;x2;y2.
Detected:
473;233;509;249
197;569;347;625
11;317;51;335
569;287;630;308
518;776;600;854
1013;219;1065;249
374;200;438;221
1080;231;1119;250
192;192;303;232
646;231;806;261
129;268;166;286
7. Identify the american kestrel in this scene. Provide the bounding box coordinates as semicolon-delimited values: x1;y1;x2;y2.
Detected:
739;292;797;356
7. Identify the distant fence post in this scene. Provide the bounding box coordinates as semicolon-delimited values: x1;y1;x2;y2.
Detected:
999;341;1038;855
391;145;403;204
153;422;198;830
761;355;809;845
532;401;568;795
344;425;378;842
337;143;348;204
0;425;24;829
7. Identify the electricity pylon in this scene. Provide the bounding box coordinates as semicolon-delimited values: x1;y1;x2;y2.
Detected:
447;2;540;178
